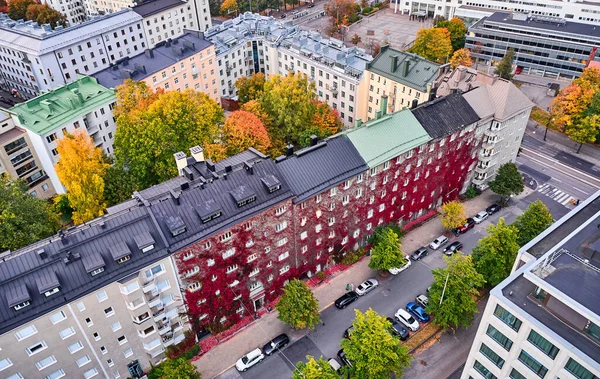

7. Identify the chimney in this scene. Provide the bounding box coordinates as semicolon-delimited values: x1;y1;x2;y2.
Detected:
144;49;154;59
309;135;318;146
390;55;398;72
225;165;232;172
174;151;187;175
286;144;294;157
206;159;215;172
402;60;410;77
190;146;204;162
380;95;388;116
375;109;382;120
356;118;363;128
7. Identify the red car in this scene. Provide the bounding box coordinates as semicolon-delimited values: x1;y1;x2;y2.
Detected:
454;218;475;235
515;66;523;74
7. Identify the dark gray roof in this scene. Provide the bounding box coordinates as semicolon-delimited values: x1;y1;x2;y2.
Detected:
132;0;186;17
35;269;60;294
109;242;132;261
82;251;105;273
276;135;368;203
134;231;155;249
6;282;30;307
412;94;480;139
93;32;213;89
486;12;600;39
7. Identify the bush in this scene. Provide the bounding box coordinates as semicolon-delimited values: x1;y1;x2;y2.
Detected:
464;186;481;199
362;6;372;14
374;2;383;7
341;248;366;265
316;271;326;281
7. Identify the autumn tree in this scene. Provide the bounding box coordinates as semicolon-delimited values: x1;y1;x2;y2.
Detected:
8;0;34;21
488;162;524;204
148;357;201;379
222;110;271;155
449;48;472;69
292;356;338;379
472;218;520;287
25;4;67;28
410;27;453;64
220;0;238;15
351;33;362;45
295;101;343;146
369;227;407;271
241;100;283;157
513;200;554;247
0;0;7;13
340;309;412;378
276;279;321;330
113;79;161;117
235;72;266;104
55;131;108;224
324;0;358;27
426;254;485;330
436;17;467;51
440;200;466;230
495;48;515;80
0;177;61;251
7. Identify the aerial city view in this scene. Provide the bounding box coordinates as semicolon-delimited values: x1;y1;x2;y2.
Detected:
0;0;599;376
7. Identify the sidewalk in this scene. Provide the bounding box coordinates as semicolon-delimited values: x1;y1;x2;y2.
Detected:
193;190;508;378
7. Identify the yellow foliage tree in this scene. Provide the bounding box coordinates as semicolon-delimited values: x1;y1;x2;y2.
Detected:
449;48;472;69
410;27;453;64
55;131;109;224
220;0;238;16
440;200;466;230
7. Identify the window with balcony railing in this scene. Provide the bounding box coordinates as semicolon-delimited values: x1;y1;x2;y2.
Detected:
10;149;32;167
518;350;547;378
16;161;37;177
4;137;27;155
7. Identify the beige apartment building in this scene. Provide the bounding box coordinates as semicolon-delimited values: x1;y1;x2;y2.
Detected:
356;46;442;122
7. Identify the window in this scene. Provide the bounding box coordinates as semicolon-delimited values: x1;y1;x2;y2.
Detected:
107;359;114;367
35;355;57;370
356;173;363;183
518;350;547;378
370;167;377;176
330;187;337;196
111;322;121;332
68;341;84;354
117;335;127;345
486;325;512;351
76;355;92;367
479;343;504;368
222;248;235;259
275;206;286;216
328;217;335;225
85;318;93;327
145;264;164;278
104;307;115;317
219;231;233;242
84;368;99;378
26;340;48;356
493;304;522;331
45;369;66;379
276;238;288;247
49;311;66;324
473;360;496;379
565;358;597;379
527;330;558;359
59;327;75;339
300;231;308;240
278;251;289;261
275;221;288;232
510;368;527;379
316;194;322;203
93;332;100;341
355;188;363;198
279;265;290;275
0;358;12;372
96;291;108;302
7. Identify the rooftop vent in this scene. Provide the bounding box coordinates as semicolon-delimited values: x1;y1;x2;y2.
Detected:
230;185;257;207
36;249;47;260
165;216;186;237
261;175;281;193
195;199;222;223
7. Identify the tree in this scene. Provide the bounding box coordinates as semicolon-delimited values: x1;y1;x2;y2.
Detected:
25;4;66;28
449;48;472;69
565;113;599;153
436;18;467;51
235;72;266;104
440;200;466;230
8;0;34;21
222;110;271;155
113;79;162;117
298;101;343;145
241;100;284;157
276;279;321;330
324;0;358;27
426;254;485;330
471;218;519;287
488;162;524;203
55;131;108;225
220;0;238;15
410;27;453;64
351;33;362;45
513;200;554;247
340;309;412;379
0;177;61;251
149;357;201;379
292;356;339;379
369;228;407;271
103;162;138;207
495;48;515;80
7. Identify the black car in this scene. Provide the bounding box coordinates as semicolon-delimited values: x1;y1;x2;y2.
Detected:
337;349;353;367
343;326;354;339
386;317;409;341
334;291;359;309
280;13;287;18
444;241;464;256
262;333;290;356
486;203;501;215
410;247;429;261
307;2;315;7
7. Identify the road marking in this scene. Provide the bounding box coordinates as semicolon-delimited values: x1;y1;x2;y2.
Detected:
520;147;600;187
537;184;575;206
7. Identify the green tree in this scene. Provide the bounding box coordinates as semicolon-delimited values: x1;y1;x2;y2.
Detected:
340;309;412;379
148;357;201;379
513;200;554;247
292;356;338;379
369;228;407;271
495;48;515;80
0;177;61;251
436;17;467;51
103;162;138;206
488;162;524;204
426;254;485;330
440;200;466;230
410;27;453;63
276;279;321;330
235;72;266;104
471;218;519;287
7;0;34;20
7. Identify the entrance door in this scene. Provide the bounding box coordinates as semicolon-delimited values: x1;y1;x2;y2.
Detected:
253;296;265;311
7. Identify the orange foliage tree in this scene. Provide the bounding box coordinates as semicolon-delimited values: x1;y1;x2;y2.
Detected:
449;48;473;69
222;110;271;155
324;0;358;27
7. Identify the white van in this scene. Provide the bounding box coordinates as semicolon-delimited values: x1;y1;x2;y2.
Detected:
235;348;265;372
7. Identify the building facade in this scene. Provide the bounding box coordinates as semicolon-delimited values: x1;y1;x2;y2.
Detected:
8;76;117;194
94;32;220;101
42;0;88;25
0;109;56;198
461;191;600;379
466;12;600;80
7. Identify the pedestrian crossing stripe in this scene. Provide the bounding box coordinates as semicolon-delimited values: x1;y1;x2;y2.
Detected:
537;184;575;206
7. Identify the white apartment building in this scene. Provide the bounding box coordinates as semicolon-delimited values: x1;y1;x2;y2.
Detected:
0;9;148;99
8;76;117;194
462;191;600;379
42;0;88;25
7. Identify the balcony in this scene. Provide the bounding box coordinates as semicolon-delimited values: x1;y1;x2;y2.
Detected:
147;295;162;308
478;150;498;162
86;125;99;135
144;338;162;352
158;324;172;336
162;334;175;347
166;307;179;321
153;308;166;322
483;128;498;138
150;347;165;358
142;278;156;293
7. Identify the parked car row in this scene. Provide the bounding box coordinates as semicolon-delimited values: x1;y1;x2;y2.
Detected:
235;334;290;372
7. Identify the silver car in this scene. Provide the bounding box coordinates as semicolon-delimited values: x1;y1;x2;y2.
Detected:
355;279;379;296
429;235;449;250
473;210;489;224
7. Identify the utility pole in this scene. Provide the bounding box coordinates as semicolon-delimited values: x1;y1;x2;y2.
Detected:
439;272;450;306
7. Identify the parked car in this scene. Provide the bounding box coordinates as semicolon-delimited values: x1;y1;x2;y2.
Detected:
335;291;359;309
328;358;342;372
262;333;290;356
386;317;409;340
343;326;354;339
307;2;315;7
515;66;523;74
486;203;501;215
429;235;449;250
355;279;379;296
443;241;464;256
280;13;287;18
395;308;419;332
473;211;489;224
410;247;429;261
337;349;353;367
454;218;475;234
388;255;411;275
235;348;265;372
415;294;429;308
406;301;430;323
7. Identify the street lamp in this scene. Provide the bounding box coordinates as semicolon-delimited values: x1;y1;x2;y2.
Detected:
544;117;554;142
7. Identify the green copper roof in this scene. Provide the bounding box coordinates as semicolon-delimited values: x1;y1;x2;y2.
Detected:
10;76;116;136
367;45;440;92
345;109;432;168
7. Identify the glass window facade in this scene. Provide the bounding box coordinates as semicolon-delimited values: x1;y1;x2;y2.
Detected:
518;350;548;378
527;330;559;359
474;360;497;379
480;343;505;368
486;324;513;351
493;304;522;331
565;358;599;379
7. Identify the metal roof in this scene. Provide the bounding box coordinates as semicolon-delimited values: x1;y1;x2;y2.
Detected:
132;0;187;18
109;241;132;261
344;109;431;168
35;269;60;294
462;78;534;121
412;94;480;139
485;11;600;39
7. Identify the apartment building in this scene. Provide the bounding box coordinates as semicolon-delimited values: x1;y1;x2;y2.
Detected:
356;46;441;123
466;12;600;80
42;0;87;25
462;191;600;379
8;76;117;194
0;9;147;99
94;32;220;101
0;109;55;198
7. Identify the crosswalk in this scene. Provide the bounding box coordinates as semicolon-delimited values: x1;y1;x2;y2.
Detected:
537;183;575;206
